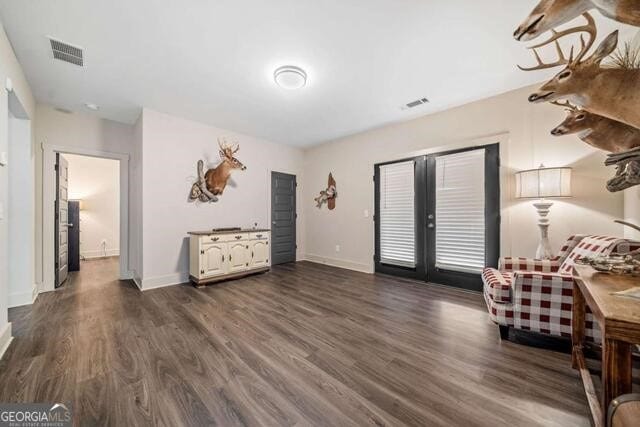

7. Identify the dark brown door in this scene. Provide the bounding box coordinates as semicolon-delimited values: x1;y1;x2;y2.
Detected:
271;172;296;265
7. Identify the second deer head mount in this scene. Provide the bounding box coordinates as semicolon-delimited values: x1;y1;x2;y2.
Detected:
189;138;247;203
521;13;640;130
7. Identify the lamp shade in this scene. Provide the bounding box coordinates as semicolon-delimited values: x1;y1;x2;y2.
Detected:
515;166;572;199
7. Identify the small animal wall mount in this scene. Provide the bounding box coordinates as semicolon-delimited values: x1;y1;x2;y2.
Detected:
189;138;247;203
314;173;337;210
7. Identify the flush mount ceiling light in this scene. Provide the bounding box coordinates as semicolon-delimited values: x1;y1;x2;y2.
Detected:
84;103;99;111
274;65;307;90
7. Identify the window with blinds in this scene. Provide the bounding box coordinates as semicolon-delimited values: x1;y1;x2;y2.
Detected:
435;149;485;273
379;161;415;268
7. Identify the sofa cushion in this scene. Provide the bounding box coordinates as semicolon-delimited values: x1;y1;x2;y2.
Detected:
482;268;513;303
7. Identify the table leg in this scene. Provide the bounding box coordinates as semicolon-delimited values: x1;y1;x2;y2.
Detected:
601;337;632;416
571;281;585;369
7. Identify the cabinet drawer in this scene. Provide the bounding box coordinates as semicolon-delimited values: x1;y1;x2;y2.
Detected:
249;232;269;240
220;233;250;242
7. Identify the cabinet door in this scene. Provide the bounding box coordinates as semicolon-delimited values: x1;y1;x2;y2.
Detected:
250;240;269;268
201;242;228;277
228;242;249;273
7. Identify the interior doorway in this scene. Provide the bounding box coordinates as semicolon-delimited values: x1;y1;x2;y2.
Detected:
270;171;297;265
42;145;129;292
54;153;120;288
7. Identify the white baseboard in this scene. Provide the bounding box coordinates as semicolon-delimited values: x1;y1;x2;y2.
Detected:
9;288;37;308
141;272;189;291
82;249;120;259
0;322;13;360
303;254;373;274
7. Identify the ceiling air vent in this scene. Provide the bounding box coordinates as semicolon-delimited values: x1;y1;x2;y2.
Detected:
49;37;83;66
401;97;429;110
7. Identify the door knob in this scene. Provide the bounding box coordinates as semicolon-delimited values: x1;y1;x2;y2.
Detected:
272;221;276;225
428;223;435;228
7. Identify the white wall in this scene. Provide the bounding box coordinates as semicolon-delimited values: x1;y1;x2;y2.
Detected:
65;154;120;259
0;19;35;355
8;113;34;307
130;113;143;286
303;84;625;273
139;108;305;289
34;105;134;285
623;31;640;240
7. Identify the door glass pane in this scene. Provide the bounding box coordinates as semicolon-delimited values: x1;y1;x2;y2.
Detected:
435;149;485;273
379;161;415;267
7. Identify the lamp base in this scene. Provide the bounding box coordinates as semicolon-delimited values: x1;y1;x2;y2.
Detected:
533;201;553;260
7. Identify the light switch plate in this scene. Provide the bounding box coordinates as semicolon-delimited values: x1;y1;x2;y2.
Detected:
0;152;7;166
0;202;4;220
364;209;369;218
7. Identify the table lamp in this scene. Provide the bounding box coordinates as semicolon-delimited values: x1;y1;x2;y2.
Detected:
515;164;572;259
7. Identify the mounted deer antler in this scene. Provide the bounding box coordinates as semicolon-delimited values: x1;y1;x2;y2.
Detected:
549;100;640;153
523;14;640;130
189;138;247;203
518;13;596;71
514;0;640;42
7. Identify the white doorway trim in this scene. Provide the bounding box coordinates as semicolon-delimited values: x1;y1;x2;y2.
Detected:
42;144;130;292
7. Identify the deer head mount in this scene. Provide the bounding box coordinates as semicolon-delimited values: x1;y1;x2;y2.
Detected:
514;0;640;42
189;138;247;203
521;13;640;130
550;100;640;153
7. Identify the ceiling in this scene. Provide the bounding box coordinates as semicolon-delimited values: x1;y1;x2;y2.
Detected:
0;0;637;146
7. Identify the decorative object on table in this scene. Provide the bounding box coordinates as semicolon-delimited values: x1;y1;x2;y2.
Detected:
314;173;337;209
514;164;572;259
514;6;640;193
576;255;640;275
189;138;247;203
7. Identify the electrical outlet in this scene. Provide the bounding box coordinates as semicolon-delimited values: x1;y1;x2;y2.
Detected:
335;244;340;253
364;209;369;218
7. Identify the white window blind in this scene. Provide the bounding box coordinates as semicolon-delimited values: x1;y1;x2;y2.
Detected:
379;161;415;268
435;149;486;273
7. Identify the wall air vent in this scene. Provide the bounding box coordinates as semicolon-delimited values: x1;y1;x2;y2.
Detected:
401;97;429;110
49;37;83;66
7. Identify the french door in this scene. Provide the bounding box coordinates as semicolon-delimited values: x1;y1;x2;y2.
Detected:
374;144;500;291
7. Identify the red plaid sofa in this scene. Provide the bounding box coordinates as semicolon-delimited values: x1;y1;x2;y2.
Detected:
482;235;639;341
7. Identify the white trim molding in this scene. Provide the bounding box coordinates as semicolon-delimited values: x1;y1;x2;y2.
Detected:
42;144;130;292
0;322;13;360
81;249;120;259
303;254;373;274
141;272;189;291
8;290;37;308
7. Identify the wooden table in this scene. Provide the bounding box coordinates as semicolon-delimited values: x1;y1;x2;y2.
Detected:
572;265;640;427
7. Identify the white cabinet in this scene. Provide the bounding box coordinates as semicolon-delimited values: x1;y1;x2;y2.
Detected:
189;230;270;286
250;239;269;268
228;241;250;273
201;242;227;278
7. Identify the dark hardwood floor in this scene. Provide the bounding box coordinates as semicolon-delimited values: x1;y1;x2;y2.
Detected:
0;258;591;426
